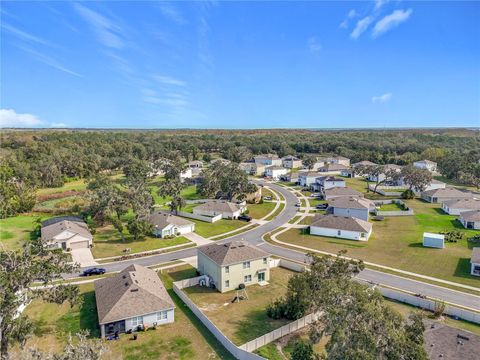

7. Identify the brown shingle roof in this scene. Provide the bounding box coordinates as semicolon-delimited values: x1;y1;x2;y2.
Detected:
318;164;349;171
41;217;92;242
194;200;242;213
148;211;194;229
198;240;270;266
95;264;174;325
324;187;363;198
328;197;373;210
310;214;372;233
460;210;480;222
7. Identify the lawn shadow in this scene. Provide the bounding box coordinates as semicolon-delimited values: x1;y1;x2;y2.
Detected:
453;258;475;280
408;242;426;248
184;285;217;295
432;208;447;215
326;240;366;248
167;268;198;282
232;308;288;345
79;291;100;338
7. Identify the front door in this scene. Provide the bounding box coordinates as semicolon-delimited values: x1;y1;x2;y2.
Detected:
258;272;265;282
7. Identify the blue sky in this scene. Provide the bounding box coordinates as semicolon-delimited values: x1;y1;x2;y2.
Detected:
1;1;479;129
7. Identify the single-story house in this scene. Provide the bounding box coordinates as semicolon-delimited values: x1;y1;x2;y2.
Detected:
352;160;377;169
323;187;363;200
471;248;480;276
197;241;271;293
298;172;323;187
265;166;288;180
188;160;203;169
311;176;346;192
423;232;445;249
253;154;282;166
41;216;93;250
423;179;446;192
193;200;246;219
367;164;402;183
95;264;175;338
327;196;375;221
148;212;195;238
458;210;480;230
310;214;372;241
442;198;480;215
239;162;266;176
317;163;349;175
421;188;473;203
413;159;437;172
281;155;302;169
327;156;351;167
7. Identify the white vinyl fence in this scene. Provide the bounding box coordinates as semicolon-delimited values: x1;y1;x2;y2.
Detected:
373;199;414;217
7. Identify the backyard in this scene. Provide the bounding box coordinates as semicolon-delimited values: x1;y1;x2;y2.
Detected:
189;219;247;238
184;267;297;345
19;266;233;360
277;199;480;288
0;213;49;251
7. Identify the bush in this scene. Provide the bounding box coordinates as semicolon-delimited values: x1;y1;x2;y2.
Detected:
468;234;480;244
291;340;316;360
266;298;287;320
401;189;415;199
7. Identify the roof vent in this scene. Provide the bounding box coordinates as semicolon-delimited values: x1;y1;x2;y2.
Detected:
130;288;139;292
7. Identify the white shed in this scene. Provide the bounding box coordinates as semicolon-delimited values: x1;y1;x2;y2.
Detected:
423;232;445;249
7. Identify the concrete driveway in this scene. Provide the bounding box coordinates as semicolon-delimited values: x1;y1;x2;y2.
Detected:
71;248;98;267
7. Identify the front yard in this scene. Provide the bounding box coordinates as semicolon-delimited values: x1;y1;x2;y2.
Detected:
190;219;247;238
92;225;192;258
19;266;233;360
184;267;296;345
247;201;276;219
277;199;480;288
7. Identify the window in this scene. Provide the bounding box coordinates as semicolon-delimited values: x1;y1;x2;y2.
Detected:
263;257;268;264
244;275;252;282
225;280;230;288
225;266;229;274
131;316;143;326
361;233;366;238
337;230;341;236
243;261;250;269
157;311;167;321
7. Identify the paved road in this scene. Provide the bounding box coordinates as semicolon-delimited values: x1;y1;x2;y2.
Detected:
78;181;480;311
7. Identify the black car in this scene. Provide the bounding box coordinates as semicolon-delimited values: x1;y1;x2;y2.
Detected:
238;214;252;222
82;267;106;276
315;203;328;210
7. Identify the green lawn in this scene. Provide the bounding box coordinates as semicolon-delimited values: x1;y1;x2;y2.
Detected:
0;213;50;250
190;219;247;238
247;202;276;219
265;203;286;221
378;202;403;211
261;188;276;199
36;179;87;196
20;267;233;360
299;216;316;225
308;198;327;207
91;225;192;258
35;195;87;210
185;267;296;345
150;183;202;205
277;199;480;287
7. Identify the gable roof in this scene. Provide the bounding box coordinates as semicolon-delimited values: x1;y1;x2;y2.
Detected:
460;210;480;222
299;171;323;178
95;264;174;325
471;247;480;264
328;196;373;210
324;187;363;198
422;187;472;198
41;216;92;242
316;176;344;182
148;211;194;230
198;240;270;266
443;198;480;210
318;164;349;171
282;155;300;161
266;165;287;171
194;200;243;213
310;214;372;233
353;160;377;167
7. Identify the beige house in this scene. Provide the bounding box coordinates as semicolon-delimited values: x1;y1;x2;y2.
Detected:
197;241;270;293
282;155;302;169
147;211;195;238
41;216;93;250
193;200;246;219
95;264;175;338
239;162;265;176
318;163;349;174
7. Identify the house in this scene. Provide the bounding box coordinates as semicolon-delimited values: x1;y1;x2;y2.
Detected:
367;164;402;183
414;159;437;172
282;155;302;169
459;210;480;230
423;179;446;192
188;160;203;169
423;232;445;249
95;264;174;338
148;212;195;238
239;162;265;176
442;198;480;215
310;214;372;241
328;156;351;167
352;160;377;168
306;161;326;171
280;172;299;184
41;216;93;250
210;158;230;166
197;241;271;293
421;188;473;203
193;200;246;219
327;196;375;221
265;166;289;180
298;172;323;187
323;187;363;200
424;320;480;359
253;154;282;166
471;248;480;276
311;176;346;192
317;163;349;174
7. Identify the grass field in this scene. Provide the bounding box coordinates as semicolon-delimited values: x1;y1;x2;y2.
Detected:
150;184;202;205
0;213;50;250
36;179;87;196
91;225;191;258
261;187;276;199
378;202;404;211
277;199;480;287
247;201;276;219
185;267;296;345
190;219;247;238
20;266;233;360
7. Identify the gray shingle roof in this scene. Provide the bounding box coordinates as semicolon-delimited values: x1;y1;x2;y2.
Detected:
318;164;349;171
422;188;472;198
41;217;92;242
460;210;480;222
328;196;374;210
95;264;174;325
148;211;194;229
194;200;242;213
198;240;270;266
353;160;377;167
324;187;363;198
310;214;372;233
443;198;480;210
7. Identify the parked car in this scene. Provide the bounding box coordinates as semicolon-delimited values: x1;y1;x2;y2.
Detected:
295;203;301;207
263;196;272;201
238;214;252;222
315;203;328;210
82;267;106;276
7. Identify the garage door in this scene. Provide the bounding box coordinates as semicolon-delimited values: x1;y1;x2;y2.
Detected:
70;241;89;249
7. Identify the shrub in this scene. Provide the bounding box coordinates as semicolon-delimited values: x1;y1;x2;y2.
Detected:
433;300;446;318
401;189;415;199
266;298;286;319
467;234;480;244
291;340;316;360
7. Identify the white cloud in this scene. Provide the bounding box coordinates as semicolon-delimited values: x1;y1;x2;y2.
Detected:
18;46;82;77
154;75;186;87
307;36;322;53
0;109;43;127
350;16;373;39
348;9;358;18
2;23;53;46
372;93;393;103
158;3;186;24
74;3;124;49
372;9;413;38
50;122;68;128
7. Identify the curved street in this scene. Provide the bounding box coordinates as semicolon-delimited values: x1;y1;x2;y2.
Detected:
79;181;480;312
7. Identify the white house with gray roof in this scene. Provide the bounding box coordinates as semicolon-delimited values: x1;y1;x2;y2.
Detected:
413;159;437;172
193;200;246;219
421;188;473;203
471;248;480;276
327;197;375;221
265;166;288;180
95;264;175;338
253;154;282;166
310;214;372;241
459;210;480;230
442;198;480;215
41;216;93;250
311;176;346;192
323;187;363;200
148;211;195;238
197;241;270;293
